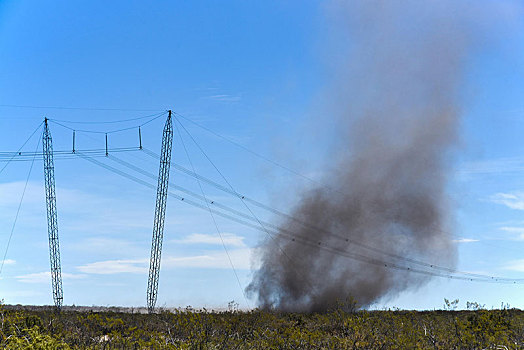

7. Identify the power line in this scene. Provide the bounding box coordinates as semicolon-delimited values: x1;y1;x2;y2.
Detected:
48;112;167;135
64;121;520;284
136;151;524;283
0;148;142;163
108;155;278;232
167;115;506;256
144;148;339;233
0;122;43;177
1;108;519;309
105;144;255;308
145;147;296;217
164;154;524;256
77;151;524;284
0;147;140;157
175;117;327;297
50;111;168;124
160;121;511;283
174;112;326;186
0;154;132;163
0;133;40;275
13;115;511;285
174;118;524;284
174;120;251;309
164;118;524;283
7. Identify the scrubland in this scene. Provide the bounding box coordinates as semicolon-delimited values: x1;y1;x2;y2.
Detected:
1;303;523;349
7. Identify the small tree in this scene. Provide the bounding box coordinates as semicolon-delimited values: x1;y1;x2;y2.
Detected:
444;298;459;311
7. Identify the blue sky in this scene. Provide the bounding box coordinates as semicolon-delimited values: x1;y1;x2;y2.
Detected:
0;1;524;310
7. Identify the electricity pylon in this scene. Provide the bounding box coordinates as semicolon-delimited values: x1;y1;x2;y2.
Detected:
43;118;63;310
147;111;174;312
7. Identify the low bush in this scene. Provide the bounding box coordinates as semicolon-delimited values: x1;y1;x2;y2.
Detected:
0;304;522;349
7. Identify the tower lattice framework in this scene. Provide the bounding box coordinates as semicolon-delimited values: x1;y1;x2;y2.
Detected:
147;111;174;312
43;118;63;310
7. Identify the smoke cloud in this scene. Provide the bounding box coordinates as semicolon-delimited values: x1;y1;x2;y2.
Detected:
247;0;519;312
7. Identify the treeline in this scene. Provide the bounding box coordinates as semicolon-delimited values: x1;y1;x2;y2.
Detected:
1;304;523;349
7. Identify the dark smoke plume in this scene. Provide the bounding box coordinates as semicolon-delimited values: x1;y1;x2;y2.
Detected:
247;0;518;312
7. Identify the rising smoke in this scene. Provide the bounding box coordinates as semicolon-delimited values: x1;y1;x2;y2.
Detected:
247;0;519;312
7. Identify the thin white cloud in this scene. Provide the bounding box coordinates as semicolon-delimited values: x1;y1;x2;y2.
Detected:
68;237;147;256
172;233;246;247
499;226;524;240
16;271;86;284
0;182;43;206
164;248;253;270
1;259;16;265
205;94;241;102
2;290;44;299
76;248;255;275
490;192;524;210
458;158;524;177
503;259;524;272
76;259;148;275
0;181;152;235
452;238;479;243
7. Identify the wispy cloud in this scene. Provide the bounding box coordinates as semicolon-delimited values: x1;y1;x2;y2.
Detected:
490;192;524;210
499;226;524;240
171;233;246;247
0;182;42;206
503;259;524;272
458;158;524;177
68;237;147;257
452;238;479;243
0;181;152;235
204;94;242;103
163;248;253;270
1;259;16;265
77;259;148;275
76;248;255;275
16;271;86;284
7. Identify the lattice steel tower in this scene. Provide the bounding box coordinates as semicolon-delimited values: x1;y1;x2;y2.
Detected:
147;111;174;312
43;118;63;310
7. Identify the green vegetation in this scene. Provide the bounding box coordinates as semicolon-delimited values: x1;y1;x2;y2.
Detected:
0;303;522;349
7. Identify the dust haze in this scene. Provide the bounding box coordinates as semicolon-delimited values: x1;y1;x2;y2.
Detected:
247;0;519;312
